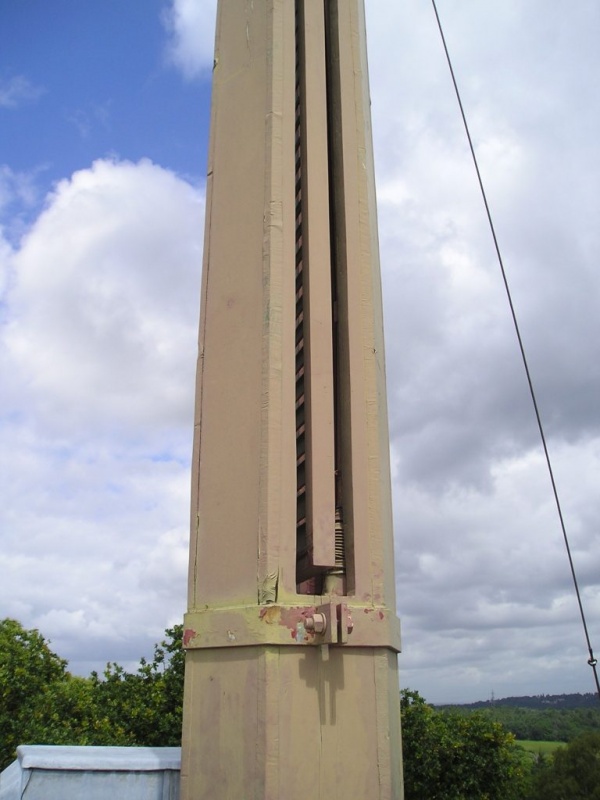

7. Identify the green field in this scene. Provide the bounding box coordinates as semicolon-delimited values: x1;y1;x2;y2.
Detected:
517;740;565;756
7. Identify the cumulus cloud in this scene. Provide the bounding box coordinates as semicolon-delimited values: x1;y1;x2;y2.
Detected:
162;0;217;79
5;158;203;438
0;159;203;672
1;0;599;704
0;232;13;302
365;0;600;700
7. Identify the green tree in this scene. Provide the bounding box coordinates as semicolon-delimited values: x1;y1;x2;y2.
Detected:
401;689;529;800
91;625;184;746
445;703;600;743
27;675;132;748
0;618;69;769
3;619;539;800
529;732;600;799
0;619;184;770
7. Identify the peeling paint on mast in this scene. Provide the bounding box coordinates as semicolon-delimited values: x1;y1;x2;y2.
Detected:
181;1;403;797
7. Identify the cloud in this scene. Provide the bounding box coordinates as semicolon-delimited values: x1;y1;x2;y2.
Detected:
67;101;112;140
367;0;600;488
365;0;600;700
0;164;47;246
0;165;42;216
0;226;14;299
0;159;203;672
153;0;600;701
0;75;44;109
1;0;599;705
5;158;203;439
162;0;217;79
394;438;600;701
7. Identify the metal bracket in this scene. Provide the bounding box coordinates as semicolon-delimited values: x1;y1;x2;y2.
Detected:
337;601;353;644
183;601;400;652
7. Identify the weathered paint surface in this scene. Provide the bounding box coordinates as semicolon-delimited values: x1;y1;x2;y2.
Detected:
181;1;403;797
182;647;402;800
183;602;400;650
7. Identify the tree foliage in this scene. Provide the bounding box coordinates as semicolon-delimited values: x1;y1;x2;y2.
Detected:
27;675;129;749
528;732;600;800
0;619;183;770
0;618;69;769
90;624;184;747
447;692;599;711
401;689;529;800
9;617;600;800
442;703;600;743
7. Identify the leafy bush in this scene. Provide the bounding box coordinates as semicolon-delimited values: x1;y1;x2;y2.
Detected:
528;732;600;799
4;618;569;800
0;618;69;769
0;619;183;770
401;689;529;800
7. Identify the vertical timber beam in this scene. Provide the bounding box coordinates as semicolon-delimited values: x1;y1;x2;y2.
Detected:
181;2;403;798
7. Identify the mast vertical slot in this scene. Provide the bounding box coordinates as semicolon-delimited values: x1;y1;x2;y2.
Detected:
295;0;338;589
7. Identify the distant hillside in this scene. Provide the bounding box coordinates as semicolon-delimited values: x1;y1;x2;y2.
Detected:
438;693;598;711
435;693;600;743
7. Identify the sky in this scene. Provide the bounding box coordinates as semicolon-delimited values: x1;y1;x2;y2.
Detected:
1;0;599;706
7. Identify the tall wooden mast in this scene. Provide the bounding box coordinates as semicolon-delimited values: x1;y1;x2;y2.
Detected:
181;2;403;797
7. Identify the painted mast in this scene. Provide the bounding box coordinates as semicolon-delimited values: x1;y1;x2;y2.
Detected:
180;2;403;797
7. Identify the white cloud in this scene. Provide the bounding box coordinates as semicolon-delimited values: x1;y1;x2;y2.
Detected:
5;158;203;439
395;438;600;701
0;159;203;672
0;232;13;302
0;164;47;246
364;0;600;700
67;101;112;140
0;164;41;216
162;0;217;79
0;75;43;109
1;0;599;704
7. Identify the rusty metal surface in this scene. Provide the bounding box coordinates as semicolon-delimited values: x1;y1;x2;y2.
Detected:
183;601;401;651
